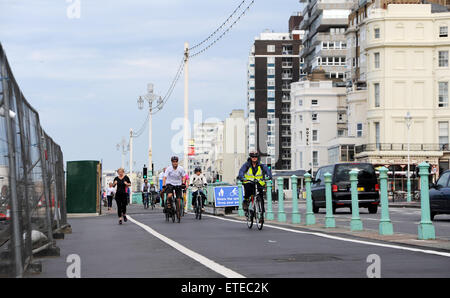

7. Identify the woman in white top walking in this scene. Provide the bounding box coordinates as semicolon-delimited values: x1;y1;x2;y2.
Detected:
106;182;116;211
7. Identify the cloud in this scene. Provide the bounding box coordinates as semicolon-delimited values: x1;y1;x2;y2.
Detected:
0;0;302;170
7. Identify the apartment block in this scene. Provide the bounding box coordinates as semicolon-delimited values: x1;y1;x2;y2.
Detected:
247;15;304;170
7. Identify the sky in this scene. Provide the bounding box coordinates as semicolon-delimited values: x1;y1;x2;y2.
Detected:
0;0;304;172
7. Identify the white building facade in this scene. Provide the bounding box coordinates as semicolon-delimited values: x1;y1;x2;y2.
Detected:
291;80;347;172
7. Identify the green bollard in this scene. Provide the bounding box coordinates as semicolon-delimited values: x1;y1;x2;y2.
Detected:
379;167;394;235
324;172;336;228
291;175;301;224
187;188;192;211
418;162;436;240
266;180;274;220
277;177;286;222
238;180;244;217
304;173;316;225
350;169;363;231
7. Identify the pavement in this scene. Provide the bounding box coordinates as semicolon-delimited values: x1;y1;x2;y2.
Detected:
25;200;450;278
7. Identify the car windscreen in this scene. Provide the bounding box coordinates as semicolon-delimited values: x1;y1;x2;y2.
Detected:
334;164;376;183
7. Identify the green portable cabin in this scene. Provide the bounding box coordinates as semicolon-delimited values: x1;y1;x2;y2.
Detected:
66;160;102;214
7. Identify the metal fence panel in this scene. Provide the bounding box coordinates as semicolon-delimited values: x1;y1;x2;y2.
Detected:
0;43;66;277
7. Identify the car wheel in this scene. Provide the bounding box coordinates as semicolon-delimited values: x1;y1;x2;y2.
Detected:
332;205;337;214
368;205;378;214
431;212;436;221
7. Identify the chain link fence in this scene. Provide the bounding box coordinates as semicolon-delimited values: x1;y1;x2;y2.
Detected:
0;43;67;277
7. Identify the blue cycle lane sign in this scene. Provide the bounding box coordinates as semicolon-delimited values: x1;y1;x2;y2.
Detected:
213;185;242;207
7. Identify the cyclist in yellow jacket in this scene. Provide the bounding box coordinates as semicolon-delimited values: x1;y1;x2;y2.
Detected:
238;151;272;214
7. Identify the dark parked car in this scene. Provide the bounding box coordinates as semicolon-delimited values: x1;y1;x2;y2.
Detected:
429;170;450;220
311;163;380;214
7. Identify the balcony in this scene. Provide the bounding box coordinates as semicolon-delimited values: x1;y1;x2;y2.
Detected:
355;143;449;154
281;130;291;137
282;73;293;80
282;61;293;68
282;142;291;148
282;96;291;103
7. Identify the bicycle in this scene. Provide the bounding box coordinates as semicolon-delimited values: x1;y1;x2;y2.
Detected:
168;185;183;223
150;191;156;210
193;187;206;220
244;179;264;230
142;192;149;209
164;192;176;223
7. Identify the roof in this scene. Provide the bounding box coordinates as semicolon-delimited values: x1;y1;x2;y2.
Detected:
272;170;306;178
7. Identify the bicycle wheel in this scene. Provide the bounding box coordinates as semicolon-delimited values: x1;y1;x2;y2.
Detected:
246;199;253;229
194;197;199;219
197;196;202;220
176;199;181;223
256;197;264;230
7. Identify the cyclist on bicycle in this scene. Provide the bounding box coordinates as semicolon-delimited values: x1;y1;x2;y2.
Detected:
162;156;186;212
142;179;151;207
190;167;207;211
238;151;272;215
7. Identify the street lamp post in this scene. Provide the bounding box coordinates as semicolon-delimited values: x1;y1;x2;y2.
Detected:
138;83;162;183
405;111;412;202
116;137;128;170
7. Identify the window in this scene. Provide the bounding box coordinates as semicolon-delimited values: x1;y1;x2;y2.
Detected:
322;42;328;49
311;99;318;105
373;28;380;39
267;56;275;64
267;68;275;75
299;115;303;122
338;129;344;137
312;151;319;167
312;113;318;121
439;82;448;107
267;45;275;53
374;52;380;68
300;152;303;169
357;123;363;137
374;28;380;39
338;113;344;121
375;122;380;148
439;121;449;145
267;79;275;87
440;26;448;38
312;130;318;142
437;171;450;188
299;99;303;106
439;51;449;67
374;83;380;107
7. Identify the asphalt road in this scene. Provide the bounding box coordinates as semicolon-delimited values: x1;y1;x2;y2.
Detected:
273;201;450;240
29;203;450;278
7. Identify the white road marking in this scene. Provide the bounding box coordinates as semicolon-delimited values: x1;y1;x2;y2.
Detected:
127;215;245;278
202;214;450;258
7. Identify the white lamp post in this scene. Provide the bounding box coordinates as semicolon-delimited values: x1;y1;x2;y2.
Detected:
138;84;162;183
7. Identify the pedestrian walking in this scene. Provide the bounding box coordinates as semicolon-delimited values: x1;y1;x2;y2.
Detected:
159;168;166;192
113;168;131;225
106;182;115;211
